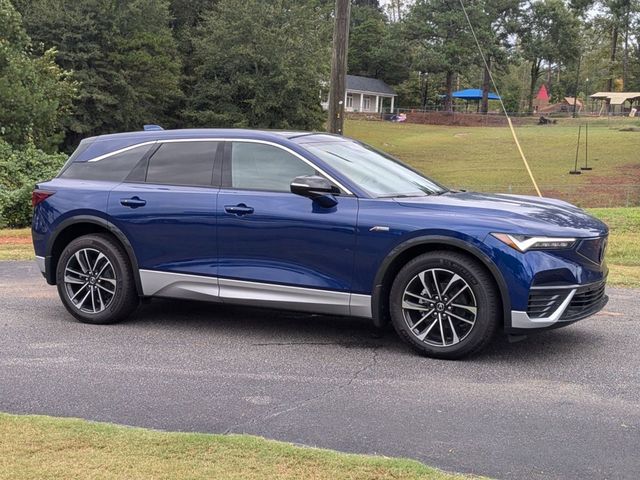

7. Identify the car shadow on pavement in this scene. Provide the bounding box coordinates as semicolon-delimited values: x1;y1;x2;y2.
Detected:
125;298;603;363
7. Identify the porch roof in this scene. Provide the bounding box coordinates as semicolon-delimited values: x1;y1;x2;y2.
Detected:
346;75;396;96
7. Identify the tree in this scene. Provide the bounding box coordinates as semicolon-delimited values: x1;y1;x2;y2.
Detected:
183;0;331;130
348;3;410;85
0;139;66;227
353;0;382;8
14;0;182;150
169;0;219;32
169;0;219;122
570;0;637;92
0;0;75;151
627;28;640;90
472;0;521;114
405;0;482;112
386;0;409;21
349;5;387;77
518;0;580;113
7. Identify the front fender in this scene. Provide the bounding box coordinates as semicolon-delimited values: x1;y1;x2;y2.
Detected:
369;234;511;329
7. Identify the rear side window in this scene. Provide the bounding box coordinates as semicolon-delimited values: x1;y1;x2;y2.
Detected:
146;141;218;187
230;142;315;192
59;145;152;182
58;138;95;176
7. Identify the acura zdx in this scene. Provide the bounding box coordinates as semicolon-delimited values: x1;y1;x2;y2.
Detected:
32;129;609;358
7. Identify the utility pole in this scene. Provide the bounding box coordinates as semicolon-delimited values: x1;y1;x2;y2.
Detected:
327;0;351;135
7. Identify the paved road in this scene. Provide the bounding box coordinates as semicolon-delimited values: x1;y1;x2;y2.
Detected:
1;261;638;479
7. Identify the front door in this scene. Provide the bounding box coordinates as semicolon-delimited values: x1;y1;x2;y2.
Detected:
217;141;358;310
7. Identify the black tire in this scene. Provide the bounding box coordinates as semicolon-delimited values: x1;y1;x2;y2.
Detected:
389;250;500;359
56;233;139;324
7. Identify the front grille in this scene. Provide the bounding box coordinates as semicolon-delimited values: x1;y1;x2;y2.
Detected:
577;237;608;265
561;281;607;321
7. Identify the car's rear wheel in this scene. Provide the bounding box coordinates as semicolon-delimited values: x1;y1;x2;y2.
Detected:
56;233;139;324
389;251;500;359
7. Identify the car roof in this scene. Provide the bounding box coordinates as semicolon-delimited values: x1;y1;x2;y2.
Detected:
85;128;347;144
76;128;349;162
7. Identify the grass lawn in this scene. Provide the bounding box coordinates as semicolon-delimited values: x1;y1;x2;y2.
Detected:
0;227;32;261
0;413;478;480
345;118;640;207
3;208;637;286
588;208;640;287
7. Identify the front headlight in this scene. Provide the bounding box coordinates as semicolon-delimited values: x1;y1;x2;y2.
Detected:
491;233;576;252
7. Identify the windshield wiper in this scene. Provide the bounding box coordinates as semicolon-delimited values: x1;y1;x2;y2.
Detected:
377;193;428;198
378;191;449;198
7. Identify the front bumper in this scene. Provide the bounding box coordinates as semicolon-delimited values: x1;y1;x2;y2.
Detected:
510;280;608;330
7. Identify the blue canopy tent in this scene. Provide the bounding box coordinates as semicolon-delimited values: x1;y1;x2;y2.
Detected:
447;89;501;112
451;89;500;100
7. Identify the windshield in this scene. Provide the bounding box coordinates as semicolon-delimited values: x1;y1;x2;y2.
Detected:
304;140;447;198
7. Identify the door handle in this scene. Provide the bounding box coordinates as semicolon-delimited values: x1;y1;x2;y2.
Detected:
224;204;254;216
120;197;147;208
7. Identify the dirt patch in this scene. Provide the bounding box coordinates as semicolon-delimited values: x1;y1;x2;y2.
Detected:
544;163;640;207
583;164;640;207
0;236;31;245
404;111;535;127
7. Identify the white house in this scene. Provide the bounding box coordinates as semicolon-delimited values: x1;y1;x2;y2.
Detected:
321;75;397;113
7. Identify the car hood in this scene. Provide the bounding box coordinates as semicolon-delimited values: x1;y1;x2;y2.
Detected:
395;192;608;237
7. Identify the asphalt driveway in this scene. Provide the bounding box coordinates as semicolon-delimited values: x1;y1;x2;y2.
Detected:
1;261;638;479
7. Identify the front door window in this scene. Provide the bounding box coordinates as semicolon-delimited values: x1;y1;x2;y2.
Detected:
230;142;315;192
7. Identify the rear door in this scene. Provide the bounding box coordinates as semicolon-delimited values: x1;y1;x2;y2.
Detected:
108;140;222;278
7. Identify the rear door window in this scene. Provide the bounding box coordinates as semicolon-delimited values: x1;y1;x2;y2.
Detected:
145;141;219;187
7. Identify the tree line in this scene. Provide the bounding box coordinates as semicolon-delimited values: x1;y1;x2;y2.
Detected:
1;0;639;155
354;0;639;115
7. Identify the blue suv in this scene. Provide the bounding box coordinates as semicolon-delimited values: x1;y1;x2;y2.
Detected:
31;129;609;358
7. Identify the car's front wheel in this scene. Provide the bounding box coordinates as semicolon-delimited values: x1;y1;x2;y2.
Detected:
56;233;139;324
389;251;500;359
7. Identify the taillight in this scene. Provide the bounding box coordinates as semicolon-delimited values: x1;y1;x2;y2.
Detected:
32;189;54;207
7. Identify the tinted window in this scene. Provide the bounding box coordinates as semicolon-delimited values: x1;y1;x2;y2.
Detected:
146;142;218;187
58;138;95;176
59;145;152;182
231;142;315;192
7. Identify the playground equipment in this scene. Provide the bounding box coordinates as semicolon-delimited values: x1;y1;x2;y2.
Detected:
582;124;592;171
570;124;593;175
570;125;582;175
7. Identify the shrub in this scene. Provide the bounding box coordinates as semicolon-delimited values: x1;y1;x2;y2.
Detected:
0;140;66;228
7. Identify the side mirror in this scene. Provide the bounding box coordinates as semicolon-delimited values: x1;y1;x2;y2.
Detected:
290;175;338;208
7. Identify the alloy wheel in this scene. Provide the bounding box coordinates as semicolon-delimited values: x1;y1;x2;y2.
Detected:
401;267;477;347
63;248;117;314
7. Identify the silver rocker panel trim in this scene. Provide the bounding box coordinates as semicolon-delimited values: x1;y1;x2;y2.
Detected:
510;288;577;329
140;269;220;302
139;269;372;318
